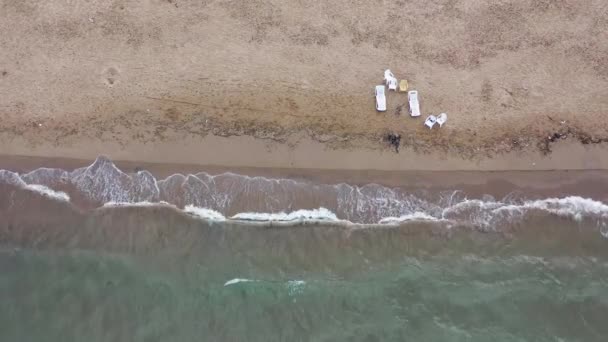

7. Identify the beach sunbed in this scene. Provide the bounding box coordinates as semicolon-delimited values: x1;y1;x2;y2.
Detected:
408;90;420;117
375;85;386;112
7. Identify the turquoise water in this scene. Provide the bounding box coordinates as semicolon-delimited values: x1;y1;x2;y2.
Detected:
1;219;607;341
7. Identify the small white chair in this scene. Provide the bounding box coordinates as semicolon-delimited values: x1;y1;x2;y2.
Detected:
424;115;437;129
436;113;447;127
384;69;398;91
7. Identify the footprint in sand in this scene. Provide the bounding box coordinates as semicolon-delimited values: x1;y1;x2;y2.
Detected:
102;67;120;87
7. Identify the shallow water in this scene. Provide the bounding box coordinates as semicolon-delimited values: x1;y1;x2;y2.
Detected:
1;158;608;341
2;233;607;342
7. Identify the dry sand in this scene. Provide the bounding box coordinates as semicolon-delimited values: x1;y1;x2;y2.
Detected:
1;0;608;170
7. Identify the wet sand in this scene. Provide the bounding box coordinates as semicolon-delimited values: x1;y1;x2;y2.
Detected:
2;130;608;173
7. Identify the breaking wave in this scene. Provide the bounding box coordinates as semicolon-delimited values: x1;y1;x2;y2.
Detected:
224;278;257;286
0;170;70;202
223;278;307;297
1;157;608;235
184;205;226;221
230;208;338;223
378;212;442;224
23;184;70;202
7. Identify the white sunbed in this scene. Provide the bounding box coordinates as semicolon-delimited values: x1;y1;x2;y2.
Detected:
424;115;437;129
375;85;386;112
436;113;447;127
384;69;398;91
408;90;420;117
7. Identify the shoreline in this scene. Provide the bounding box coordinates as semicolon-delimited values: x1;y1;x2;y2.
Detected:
2;133;608;173
2;153;608;235
3;144;608;202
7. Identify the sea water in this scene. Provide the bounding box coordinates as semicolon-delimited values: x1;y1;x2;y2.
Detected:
1;157;608;341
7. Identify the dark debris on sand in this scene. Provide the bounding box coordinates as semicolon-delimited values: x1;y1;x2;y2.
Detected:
385;133;401;153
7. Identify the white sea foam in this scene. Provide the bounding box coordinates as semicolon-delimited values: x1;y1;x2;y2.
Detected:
0;171;70;202
378;212;441;224
286;280;306;296
224;278;257;286
69;156;160;204
439;196;608;229
230;208;339;222
521;196;608;221
3;157;608;234
441;199;507;228
0;170;27;187
103;201;171;207
22;167;69;185
184;205;226;221
25;184;70;202
91;196;608;233
601;224;608;239
287;280;306;286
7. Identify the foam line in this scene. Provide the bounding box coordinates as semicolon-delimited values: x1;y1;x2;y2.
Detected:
230;208;338;222
2;157;608;233
184;205;226;221
25;184;70;202
224;278;257;286
379;212;441;224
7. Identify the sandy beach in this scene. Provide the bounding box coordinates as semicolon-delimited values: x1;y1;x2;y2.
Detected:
1;0;608;170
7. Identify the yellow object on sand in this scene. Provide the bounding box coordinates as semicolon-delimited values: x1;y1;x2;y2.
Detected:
399;80;408;92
